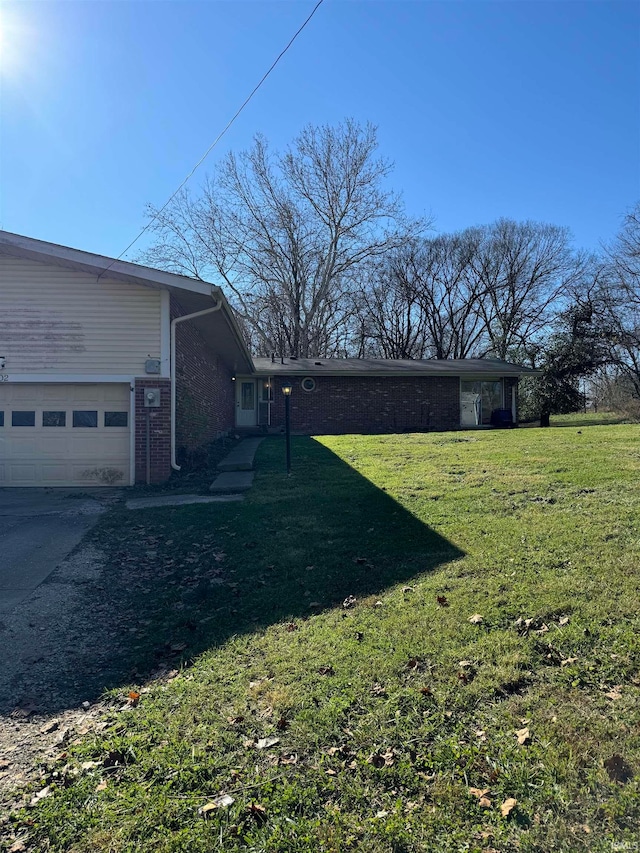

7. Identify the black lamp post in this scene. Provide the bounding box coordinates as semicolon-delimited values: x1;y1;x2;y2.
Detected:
282;383;292;475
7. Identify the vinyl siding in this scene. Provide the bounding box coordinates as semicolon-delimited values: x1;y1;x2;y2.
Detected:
0;256;162;375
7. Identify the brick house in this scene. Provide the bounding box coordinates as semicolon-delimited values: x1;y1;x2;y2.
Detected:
1;230;537;486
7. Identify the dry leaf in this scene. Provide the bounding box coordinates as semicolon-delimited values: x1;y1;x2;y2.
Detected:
285;622;298;632
402;586;415;593
375;809;389;818
436;595;449;607
199;795;235;816
10;841;27;852
558;615;570;626
605;686;622;700
318;665;335;676
128;691;141;706
469;787;492;808
279;753;298;765
500;797;517;817
604;754;634;784
561;656;579;667
39;719;60;735
256;736;280;750
95;780;108;792
29;786;52;806
516;727;531;746
468;614;484;624
343;595;357;609
276;717;289;731
247;802;268;824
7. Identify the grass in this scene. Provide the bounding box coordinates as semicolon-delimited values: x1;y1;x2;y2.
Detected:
7;423;640;852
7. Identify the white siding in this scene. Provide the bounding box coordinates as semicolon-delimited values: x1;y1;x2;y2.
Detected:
0;256;161;375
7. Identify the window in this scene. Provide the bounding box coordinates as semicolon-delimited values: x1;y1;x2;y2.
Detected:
241;382;255;410
460;380;503;426
301;377;316;392
43;411;66;427
73;410;98;428
104;411;128;427
12;411;35;427
0;412;3;427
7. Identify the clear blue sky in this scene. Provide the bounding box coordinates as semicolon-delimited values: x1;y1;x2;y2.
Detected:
0;0;638;259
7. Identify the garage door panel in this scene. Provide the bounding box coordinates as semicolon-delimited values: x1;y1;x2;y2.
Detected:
0;383;131;486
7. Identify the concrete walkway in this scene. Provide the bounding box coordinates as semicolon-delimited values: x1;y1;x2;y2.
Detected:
209;437;264;494
126;493;244;510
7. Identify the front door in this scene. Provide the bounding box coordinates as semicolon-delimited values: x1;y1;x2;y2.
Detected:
236;379;257;427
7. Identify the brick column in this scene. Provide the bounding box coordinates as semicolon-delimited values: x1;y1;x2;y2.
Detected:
134;378;172;484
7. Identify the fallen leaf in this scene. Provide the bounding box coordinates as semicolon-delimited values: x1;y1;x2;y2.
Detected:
39;719;60;735
558;616;570;626
469;787;492;808
227;715;245;726
419;686;432;696
9;842;27;852
605;686;623;700
128;691;141;706
516;727;531;746
318;665;335;676
368;748;395;768
500;797;517;817
276;717;289;731
402;586;415;593
561;656;579;667
371;683;387;696
343;595;357;609
436;595;449;607
279;753;298;765
0;759;11;770
375;809;389;818
285;622;298;632
604;754;634;784
468;614;484;624
81;760;101;771
29;786;52;806
95;780;108;792
247;802;268;824
256;736;280;750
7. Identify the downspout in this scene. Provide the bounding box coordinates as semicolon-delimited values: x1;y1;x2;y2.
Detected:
171;300;222;471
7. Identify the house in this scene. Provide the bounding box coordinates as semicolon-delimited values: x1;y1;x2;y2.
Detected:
0;230;538;487
0;231;252;486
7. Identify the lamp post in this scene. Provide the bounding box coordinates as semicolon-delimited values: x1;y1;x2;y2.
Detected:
282;383;292;475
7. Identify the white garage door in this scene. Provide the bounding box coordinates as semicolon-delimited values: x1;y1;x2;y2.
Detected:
0;383;131;486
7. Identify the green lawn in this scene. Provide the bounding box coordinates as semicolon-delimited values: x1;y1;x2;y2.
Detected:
10;424;640;852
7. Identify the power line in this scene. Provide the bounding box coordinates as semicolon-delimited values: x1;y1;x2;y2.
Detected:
97;0;325;281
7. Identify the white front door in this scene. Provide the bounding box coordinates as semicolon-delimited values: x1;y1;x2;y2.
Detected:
236;379;257;427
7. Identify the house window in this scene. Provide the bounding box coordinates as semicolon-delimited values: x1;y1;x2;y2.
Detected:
104;411;128;427
12;411;35;427
301;377;316;392
43;411;66;427
73;410;98;428
0;412;3;427
460;380;503;426
241;382;255;410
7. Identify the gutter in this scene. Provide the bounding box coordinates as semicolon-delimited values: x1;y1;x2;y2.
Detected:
170;299;222;471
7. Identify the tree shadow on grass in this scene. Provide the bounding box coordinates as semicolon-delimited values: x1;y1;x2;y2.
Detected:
0;437;463;717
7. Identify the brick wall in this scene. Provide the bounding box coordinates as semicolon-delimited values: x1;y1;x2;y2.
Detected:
268;375;461;434
171;297;235;457
134;378;171;484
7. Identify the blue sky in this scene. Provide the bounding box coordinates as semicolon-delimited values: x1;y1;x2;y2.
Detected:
0;0;638;259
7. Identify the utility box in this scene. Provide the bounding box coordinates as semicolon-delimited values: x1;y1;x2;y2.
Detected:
145;358;161;375
144;388;161;408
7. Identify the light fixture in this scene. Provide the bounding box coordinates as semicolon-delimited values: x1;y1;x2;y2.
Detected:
282;384;292;396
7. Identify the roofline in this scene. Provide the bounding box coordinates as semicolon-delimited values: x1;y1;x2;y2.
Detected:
0;229;213;296
251;367;541;378
0;229;254;371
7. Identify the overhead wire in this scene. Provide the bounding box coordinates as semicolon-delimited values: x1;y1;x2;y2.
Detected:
97;0;325;281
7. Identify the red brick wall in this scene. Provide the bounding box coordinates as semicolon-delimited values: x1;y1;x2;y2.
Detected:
268;375;461;434
134;378;171;484
171;297;235;456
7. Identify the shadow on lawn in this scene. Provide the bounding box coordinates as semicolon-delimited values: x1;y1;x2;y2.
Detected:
0;437;463;716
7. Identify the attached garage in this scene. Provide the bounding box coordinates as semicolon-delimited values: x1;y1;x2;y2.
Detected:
0;383;131;486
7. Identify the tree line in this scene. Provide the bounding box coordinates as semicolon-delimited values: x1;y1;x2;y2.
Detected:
142;120;640;418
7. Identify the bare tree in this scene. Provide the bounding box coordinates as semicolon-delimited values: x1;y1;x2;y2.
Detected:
355;233;489;359
468;219;580;359
143;120;415;357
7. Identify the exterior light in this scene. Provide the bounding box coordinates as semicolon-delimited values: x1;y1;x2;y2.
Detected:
282;384;292;396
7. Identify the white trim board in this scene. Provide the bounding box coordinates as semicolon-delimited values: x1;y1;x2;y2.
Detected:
2;374;136;384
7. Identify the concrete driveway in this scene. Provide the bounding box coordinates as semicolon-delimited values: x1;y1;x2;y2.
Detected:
0;489;119;615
